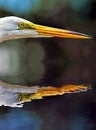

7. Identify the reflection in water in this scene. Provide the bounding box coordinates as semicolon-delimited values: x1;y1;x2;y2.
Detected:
0;81;38;108
0;41;45;84
0;80;89;108
0;109;43;130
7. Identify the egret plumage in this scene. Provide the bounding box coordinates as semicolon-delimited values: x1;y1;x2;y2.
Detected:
0;16;91;43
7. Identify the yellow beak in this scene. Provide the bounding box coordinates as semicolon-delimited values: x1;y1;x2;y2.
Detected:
33;24;91;39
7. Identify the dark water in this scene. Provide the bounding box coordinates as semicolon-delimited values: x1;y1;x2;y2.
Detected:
0;38;96;130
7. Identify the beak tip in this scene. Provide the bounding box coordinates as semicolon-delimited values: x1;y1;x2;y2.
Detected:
85;35;92;39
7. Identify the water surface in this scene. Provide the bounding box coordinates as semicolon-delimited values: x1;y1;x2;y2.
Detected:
0;39;95;130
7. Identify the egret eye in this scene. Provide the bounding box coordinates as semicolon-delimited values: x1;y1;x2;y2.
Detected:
18;22;25;28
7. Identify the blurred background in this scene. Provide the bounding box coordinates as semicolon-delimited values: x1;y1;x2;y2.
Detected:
0;0;96;130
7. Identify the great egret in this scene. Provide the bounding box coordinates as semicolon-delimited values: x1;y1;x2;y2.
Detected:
0;16;91;43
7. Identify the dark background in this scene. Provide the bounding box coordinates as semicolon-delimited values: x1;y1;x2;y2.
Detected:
0;0;96;130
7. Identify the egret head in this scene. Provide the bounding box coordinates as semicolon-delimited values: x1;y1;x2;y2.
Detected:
0;16;91;42
0;16;40;42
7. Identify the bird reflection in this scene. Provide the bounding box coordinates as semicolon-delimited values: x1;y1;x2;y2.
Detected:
0;80;89;108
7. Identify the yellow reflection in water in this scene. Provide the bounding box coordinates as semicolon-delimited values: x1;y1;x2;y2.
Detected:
18;85;89;102
0;80;89;107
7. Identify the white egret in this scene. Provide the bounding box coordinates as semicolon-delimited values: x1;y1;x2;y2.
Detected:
0;16;91;43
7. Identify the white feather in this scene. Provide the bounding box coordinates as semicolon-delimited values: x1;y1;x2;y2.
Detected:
0;16;28;30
